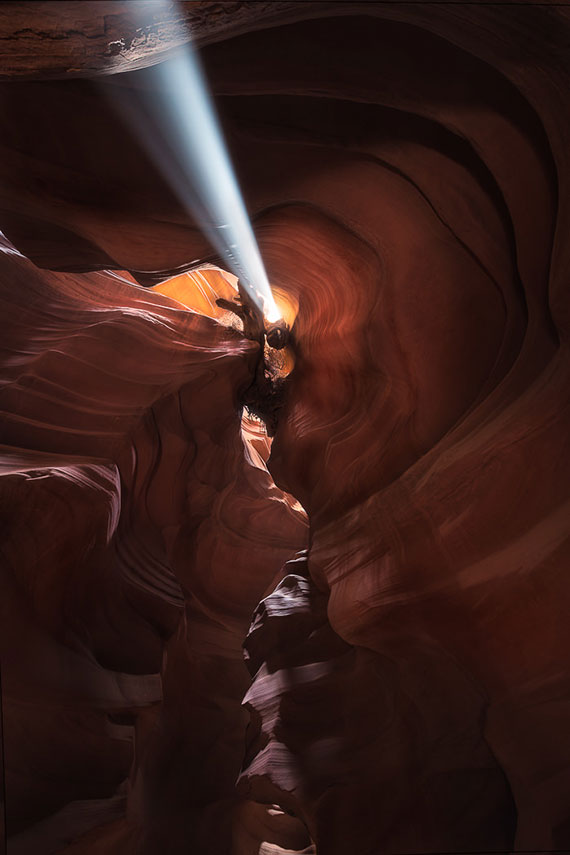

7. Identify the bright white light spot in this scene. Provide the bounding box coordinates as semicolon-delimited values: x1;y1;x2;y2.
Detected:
264;298;282;324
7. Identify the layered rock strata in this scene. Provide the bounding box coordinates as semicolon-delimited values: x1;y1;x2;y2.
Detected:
0;242;306;853
0;2;569;853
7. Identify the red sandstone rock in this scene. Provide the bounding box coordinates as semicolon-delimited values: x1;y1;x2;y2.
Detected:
240;556;515;853
0;3;569;854
0;243;306;853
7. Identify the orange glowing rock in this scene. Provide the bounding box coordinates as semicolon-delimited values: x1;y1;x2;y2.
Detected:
152;266;238;320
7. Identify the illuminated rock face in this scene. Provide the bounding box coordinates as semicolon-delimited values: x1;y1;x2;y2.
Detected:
240;556;516;854
1;4;570;854
0;245;307;853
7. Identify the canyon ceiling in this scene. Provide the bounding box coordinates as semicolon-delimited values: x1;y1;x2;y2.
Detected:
1;2;570;854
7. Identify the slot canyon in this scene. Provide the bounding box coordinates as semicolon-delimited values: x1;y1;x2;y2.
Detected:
0;2;569;854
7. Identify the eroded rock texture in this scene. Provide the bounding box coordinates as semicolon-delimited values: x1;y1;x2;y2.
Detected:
0;2;569;854
0;242;307;853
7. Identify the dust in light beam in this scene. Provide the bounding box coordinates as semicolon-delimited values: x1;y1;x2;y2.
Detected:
113;0;282;323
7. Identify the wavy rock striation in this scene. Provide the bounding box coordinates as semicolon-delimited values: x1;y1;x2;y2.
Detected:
0;241;306;853
0;2;569;853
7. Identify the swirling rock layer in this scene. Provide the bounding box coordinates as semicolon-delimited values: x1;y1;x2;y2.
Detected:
0;242;307;853
0;2;569;853
241;556;515;853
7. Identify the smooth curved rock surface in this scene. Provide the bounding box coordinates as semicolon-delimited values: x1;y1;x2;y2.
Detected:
240;555;515;854
0;3;569;854
0;241;306;853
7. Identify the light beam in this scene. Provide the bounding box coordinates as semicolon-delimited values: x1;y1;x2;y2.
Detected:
112;0;281;323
